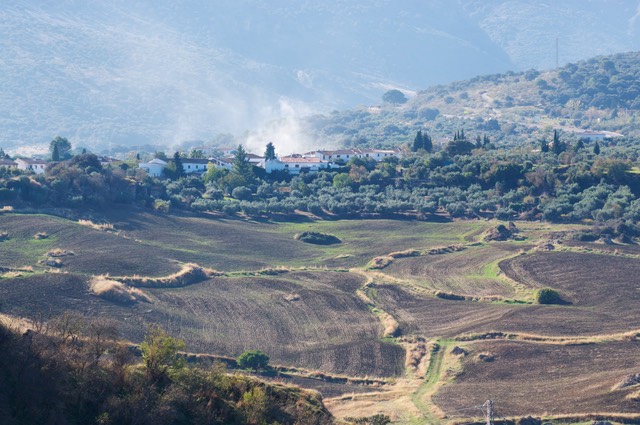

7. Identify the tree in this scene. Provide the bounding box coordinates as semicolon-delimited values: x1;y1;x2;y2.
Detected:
412;131;423;152
382;89;407;105
593;141;601;155
52;143;60;161
264;142;276;160
173;151;185;179
139;325;185;381
237;350;270;371
233;145;254;183
535;288;562;304
551;130;565;155
540;139;550;153
423;132;433;153
50;136;72;160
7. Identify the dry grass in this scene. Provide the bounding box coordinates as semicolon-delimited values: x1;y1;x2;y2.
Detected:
33;231;48;239
78;219;115;232
47;248;75;257
117;263;218;288
90;276;152;304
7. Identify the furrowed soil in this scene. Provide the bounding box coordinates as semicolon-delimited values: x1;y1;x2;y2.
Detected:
3;211;640;422
433;340;640;417
0;270;403;377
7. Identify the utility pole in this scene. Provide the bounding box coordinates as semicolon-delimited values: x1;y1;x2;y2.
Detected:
483;400;494;425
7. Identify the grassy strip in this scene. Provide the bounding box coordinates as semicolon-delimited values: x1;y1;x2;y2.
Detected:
411;340;447;425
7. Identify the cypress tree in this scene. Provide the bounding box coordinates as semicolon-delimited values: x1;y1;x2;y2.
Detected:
264;142;276;160
413;131;424;152
551;130;564;155
593;141;601;155
52;143;60;161
173;151;185;178
423;132;433;153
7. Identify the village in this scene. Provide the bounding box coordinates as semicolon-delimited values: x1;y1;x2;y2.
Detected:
0;145;404;178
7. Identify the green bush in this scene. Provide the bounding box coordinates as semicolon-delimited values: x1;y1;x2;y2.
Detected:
294;231;341;245
237;350;270;371
535;288;562;304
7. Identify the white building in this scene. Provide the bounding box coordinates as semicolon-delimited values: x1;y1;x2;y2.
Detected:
138;158;167;177
265;156;336;175
15;158;48;174
181;158;211;174
575;130;624;141
306;148;403;163
0;159;17;169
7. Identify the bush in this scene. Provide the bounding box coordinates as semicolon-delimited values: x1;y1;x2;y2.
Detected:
237;350;270;371
294;231;341;245
535;287;562;304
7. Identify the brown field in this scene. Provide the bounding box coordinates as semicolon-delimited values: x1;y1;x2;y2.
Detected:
0;270;403;378
384;243;527;299
374;282;640;338
0;213;181;275
3;211;640;423
502;251;640;310
434;340;640;417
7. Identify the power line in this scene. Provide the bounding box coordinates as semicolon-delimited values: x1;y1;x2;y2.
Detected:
483;400;495;425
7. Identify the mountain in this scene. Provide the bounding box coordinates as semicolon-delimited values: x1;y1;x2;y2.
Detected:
1;1;639;152
303;51;640;149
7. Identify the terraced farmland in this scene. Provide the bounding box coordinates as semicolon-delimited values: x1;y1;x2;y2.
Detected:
2;211;640;423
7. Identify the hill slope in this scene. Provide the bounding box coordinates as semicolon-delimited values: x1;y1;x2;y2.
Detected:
1;1;639;151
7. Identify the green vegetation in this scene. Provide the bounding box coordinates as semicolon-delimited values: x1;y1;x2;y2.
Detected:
294;231;342;245
535;287;563;304
0;319;331;425
237;349;271;371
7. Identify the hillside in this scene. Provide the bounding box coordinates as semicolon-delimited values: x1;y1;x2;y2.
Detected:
1;1;639;151
2;211;640;423
306;51;640;148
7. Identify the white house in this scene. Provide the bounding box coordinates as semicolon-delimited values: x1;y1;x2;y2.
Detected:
15;158;48;174
305;148;403;163
209;157;234;170
246;153;265;166
265;156;336;175
181;158;211;174
138;158;167;177
575;130;624;141
0;159;17;169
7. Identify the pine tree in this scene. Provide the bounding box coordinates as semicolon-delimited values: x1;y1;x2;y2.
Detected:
574;140;584;152
264;142;276;160
233;145;254;183
593;141;601;155
483;135;491;146
413;131;424;152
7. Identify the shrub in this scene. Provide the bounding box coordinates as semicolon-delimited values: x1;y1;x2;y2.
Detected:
294;231;341;245
237;350;270;371
535;287;562;304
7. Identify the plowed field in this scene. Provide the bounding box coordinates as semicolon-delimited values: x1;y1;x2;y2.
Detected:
434;340;640;417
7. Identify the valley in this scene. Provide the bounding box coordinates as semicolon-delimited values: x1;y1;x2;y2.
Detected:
1;210;639;423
